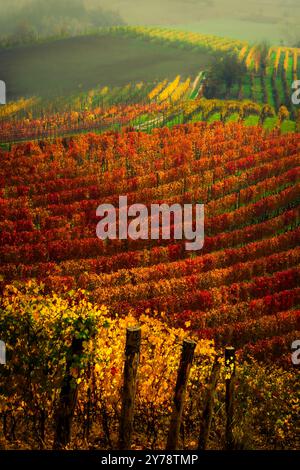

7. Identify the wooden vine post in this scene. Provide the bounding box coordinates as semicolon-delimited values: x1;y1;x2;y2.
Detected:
119;326;141;450
166;339;196;450
198;355;221;450
53;336;84;449
225;346;236;450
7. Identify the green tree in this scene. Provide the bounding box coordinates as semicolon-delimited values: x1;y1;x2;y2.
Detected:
204;53;247;99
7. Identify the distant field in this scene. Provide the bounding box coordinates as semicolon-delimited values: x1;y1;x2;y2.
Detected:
169;19;286;45
0;33;211;100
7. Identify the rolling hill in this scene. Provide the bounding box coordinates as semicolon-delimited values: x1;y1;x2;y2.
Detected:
0;32;210;100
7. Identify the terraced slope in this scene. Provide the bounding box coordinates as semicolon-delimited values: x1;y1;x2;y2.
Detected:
0;121;299;364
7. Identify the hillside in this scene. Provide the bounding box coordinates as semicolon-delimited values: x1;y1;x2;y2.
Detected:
0;20;299;453
2;25;300;118
1;122;299;362
0;33;209;101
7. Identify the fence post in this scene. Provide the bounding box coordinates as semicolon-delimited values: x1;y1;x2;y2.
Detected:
225;346;236;450
53;336;84;449
119;326;141;450
166;339;196;450
198;355;221;450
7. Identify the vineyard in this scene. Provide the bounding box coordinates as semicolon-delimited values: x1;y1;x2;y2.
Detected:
1;26;300;143
0;95;298;144
0;23;300;452
110;27;300;115
1;122;299;355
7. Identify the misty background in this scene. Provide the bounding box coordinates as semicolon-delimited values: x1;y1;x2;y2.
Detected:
0;0;299;46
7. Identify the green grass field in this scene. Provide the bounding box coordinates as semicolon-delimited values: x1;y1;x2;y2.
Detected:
0;33;212;101
169;19;286;45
